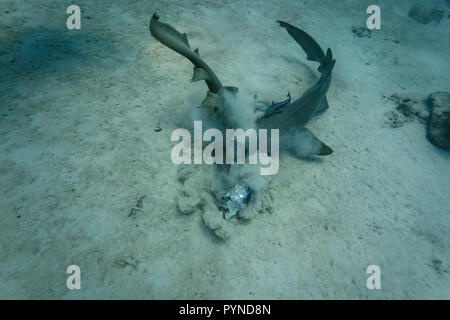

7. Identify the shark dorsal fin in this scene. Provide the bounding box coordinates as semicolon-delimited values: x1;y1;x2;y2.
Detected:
194;48;199;56
316;97;329;114
182;33;190;49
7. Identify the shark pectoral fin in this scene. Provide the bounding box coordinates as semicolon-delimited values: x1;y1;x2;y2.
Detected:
316;97;329;114
223;86;239;96
191;67;212;82
288;128;333;157
302;128;333;155
201;90;222;108
318;141;333;155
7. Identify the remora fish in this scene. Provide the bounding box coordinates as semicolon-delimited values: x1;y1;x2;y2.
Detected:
265;92;291;116
257;21;335;155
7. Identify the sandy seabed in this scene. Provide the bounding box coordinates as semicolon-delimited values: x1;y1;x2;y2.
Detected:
0;0;449;299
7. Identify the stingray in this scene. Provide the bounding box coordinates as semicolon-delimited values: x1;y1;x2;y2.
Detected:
149;13;335;156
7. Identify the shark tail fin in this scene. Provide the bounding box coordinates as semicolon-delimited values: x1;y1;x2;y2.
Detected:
276;20;335;75
150;13;191;52
276;20;326;67
150;13;224;93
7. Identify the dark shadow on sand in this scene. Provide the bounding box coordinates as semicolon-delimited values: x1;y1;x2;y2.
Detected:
1;28;123;80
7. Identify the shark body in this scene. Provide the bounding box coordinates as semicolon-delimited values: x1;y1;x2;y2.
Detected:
257;21;335;155
149;14;335;156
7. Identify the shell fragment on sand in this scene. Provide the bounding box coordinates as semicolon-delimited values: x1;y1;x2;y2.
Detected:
221;183;252;220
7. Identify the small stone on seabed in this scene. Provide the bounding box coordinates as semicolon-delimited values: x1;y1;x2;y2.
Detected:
427;91;450;150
